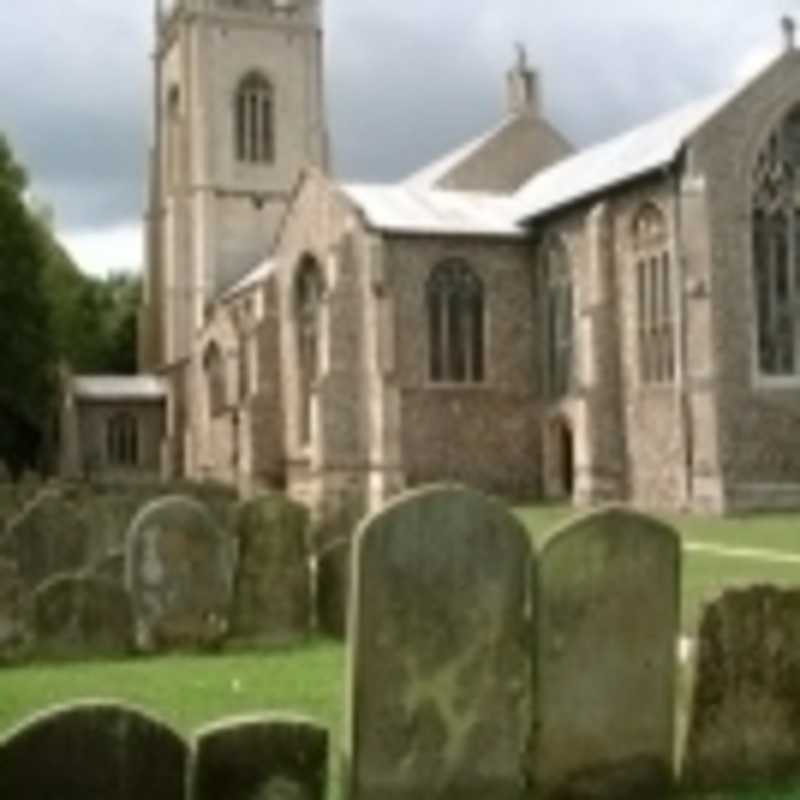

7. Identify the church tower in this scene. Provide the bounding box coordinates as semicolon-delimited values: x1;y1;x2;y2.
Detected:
140;0;328;372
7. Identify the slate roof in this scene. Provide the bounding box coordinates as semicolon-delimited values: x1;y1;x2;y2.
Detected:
73;375;168;401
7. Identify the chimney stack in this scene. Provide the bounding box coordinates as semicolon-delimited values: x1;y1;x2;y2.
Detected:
782;16;796;52
506;43;539;116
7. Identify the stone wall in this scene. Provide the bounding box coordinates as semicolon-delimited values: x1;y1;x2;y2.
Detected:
388;235;542;501
693;51;800;511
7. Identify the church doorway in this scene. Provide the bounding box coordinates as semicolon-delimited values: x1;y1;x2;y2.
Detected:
545;415;575;501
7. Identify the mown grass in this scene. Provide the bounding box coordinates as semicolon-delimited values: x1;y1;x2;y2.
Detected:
516;504;800;633
2;505;800;799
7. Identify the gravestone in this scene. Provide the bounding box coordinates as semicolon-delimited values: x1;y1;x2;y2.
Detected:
682;585;800;792
0;556;25;657
345;485;532;800
533;507;680;800
0;701;188;799
126;495;233;651
6;490;89;591
91;549;126;587
79;494;141;561
231;494;310;642
191;714;327;800
31;574;133;658
315;538;350;639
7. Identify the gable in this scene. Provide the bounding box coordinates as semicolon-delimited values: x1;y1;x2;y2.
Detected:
407;112;572;195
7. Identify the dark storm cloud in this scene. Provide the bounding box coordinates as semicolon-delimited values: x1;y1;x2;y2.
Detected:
0;1;797;233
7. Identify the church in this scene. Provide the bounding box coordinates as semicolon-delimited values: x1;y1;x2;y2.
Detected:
59;1;800;516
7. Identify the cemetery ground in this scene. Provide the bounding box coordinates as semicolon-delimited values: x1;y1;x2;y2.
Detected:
3;504;800;798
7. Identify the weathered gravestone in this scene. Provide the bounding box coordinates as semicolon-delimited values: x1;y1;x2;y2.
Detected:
79;493;142;561
682;585;800;792
191;714;327;800
0;556;25;657
231;493;311;642
6;490;90;591
345;485;532;800
315;538;350;639
532;507;680;800
91;549;126;587
126;495;233;651
0;701;188;799
31;574;133;658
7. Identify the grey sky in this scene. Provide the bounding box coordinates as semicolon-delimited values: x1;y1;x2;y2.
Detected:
0;1;796;272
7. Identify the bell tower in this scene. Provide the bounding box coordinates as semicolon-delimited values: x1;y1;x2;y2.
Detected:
140;0;328;371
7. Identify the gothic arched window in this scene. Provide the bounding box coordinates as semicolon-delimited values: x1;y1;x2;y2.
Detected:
295;256;324;445
752;106;800;376
633;203;674;384
235;71;274;164
541;236;573;399
426;260;485;383
204;341;226;417
106;412;139;467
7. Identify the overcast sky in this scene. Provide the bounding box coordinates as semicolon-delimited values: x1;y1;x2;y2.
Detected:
0;1;797;275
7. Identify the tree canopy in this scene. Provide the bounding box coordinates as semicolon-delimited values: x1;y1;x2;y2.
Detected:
0;132;141;474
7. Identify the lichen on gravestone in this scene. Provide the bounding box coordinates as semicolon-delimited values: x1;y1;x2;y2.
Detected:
344;485;533;800
125;495;233;652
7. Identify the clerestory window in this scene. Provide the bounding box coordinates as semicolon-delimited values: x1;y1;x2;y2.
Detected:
752;106;800;377
235;72;274;164
426;260;485;384
633;203;674;385
204;341;226;417
295;256;324;445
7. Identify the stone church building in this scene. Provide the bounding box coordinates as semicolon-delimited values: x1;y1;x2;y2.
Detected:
112;0;800;516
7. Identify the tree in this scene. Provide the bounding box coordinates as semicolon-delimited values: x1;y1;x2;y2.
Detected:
0;135;54;474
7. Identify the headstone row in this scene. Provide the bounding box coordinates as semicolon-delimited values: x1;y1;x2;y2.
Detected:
0;487;331;658
344;486;681;800
0;702;327;800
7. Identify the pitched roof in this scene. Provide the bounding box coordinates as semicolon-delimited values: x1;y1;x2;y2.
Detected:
220;258;276;303
73;375;168;401
342;183;525;238
513;86;737;221
405;115;519;189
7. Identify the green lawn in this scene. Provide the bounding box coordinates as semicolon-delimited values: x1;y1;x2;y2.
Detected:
1;505;800;799
516;504;800;633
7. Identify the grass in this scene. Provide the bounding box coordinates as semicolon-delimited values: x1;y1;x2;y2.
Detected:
516;504;800;633
3;505;800;799
0;641;348;798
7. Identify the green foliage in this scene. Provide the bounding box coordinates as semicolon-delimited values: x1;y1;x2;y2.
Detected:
0;135;54;473
0;131;142;473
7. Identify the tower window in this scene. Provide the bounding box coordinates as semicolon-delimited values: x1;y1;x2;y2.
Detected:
426;259;485;384
235;72;274;164
633;203;674;385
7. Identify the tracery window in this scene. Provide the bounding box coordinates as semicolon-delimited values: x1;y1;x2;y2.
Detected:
235;72;274;164
295;256;324;445
426;260;485;384
540;236;573;399
106;412;139;467
752;106;800;376
204;341;226;417
633;203;674;384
